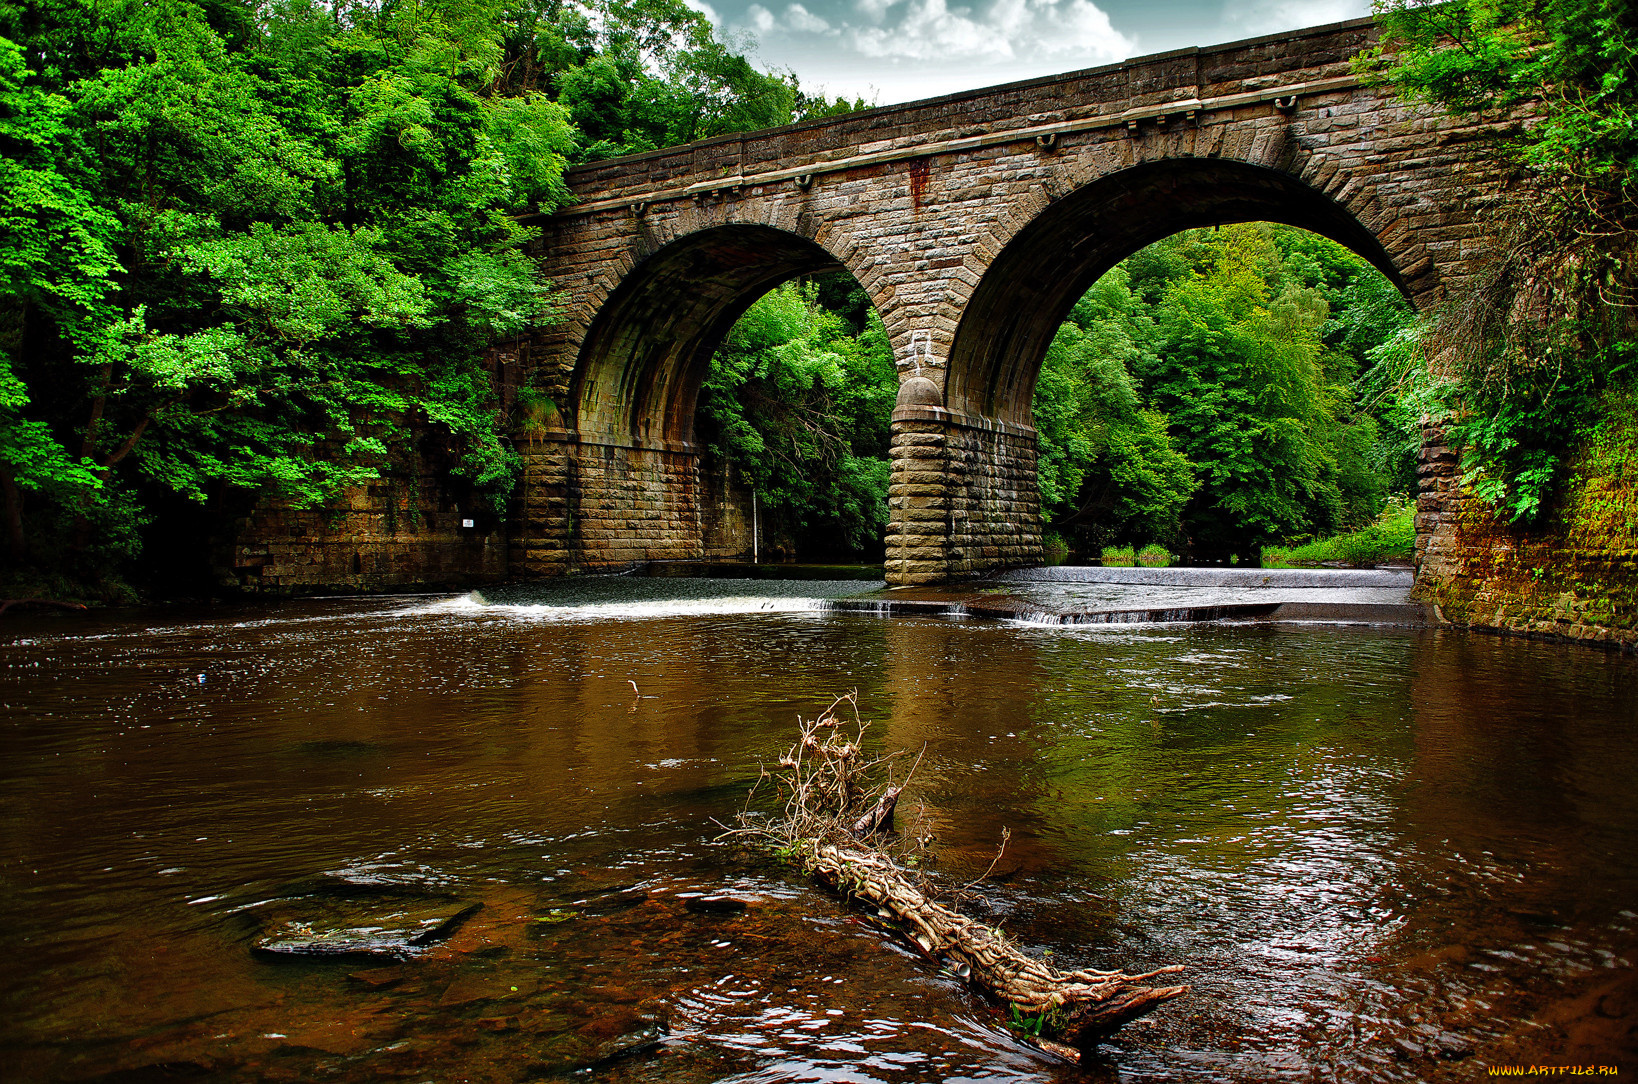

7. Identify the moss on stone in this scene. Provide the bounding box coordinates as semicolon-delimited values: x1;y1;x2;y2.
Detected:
1418;387;1638;650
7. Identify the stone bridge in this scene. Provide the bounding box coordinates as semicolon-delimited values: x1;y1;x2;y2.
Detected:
509;15;1501;585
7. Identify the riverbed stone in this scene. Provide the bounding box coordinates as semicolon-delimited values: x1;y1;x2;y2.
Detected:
347;968;406;988
683;894;750;914
252;899;483;962
524;1020;669;1078
437;972;538;1007
1432;1032;1473;1059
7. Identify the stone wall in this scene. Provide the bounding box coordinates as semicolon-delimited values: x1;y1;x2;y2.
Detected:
226;468;508;595
696;459;762;560
227;425;761;594
509;436;760;576
512;437;693;574
1416;426;1638;653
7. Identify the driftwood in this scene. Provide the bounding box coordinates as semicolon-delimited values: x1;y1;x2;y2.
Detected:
849;786;900;838
726;695;1187;1059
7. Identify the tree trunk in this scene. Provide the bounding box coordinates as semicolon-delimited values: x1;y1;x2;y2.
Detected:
799;842;1187;1053
70;367;113;553
72;399;161;552
735;701;1188;1058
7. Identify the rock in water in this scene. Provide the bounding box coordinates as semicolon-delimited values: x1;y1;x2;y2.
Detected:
252;899;482;961
523;1022;668;1078
588;1024;667;1067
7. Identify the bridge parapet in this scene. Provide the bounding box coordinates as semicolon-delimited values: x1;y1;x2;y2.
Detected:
556;18;1374;214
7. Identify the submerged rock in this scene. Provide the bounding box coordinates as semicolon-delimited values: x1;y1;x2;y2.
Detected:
588;1024;667;1067
577;887;649;913
347;968;406;987
252;899;482;961
525;1023;669;1078
520;1021;668;1080
1432;1032;1474;1059
1389;1036;1425;1060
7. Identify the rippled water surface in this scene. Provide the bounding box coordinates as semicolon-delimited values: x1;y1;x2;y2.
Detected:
3;579;1636;1082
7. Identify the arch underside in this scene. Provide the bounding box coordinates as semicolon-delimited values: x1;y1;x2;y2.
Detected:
947;159;1411;426
572;224;842;446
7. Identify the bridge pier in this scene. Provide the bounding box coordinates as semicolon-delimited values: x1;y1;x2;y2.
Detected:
886;407;1043;587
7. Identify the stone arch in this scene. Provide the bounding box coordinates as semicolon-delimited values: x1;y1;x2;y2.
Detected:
569;221;854;447
882;150;1442;585
944;154;1434;425
514;207;895;577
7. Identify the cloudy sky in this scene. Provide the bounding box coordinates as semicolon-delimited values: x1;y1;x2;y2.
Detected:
700;0;1371;105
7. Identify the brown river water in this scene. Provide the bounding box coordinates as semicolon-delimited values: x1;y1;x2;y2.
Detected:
2;577;1635;1082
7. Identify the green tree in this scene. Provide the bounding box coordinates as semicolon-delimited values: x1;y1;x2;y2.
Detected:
1031;269;1195;552
1359;0;1638;522
0;0;575;587
0;36;116;561
696;279;896;556
1036;224;1417;563
1140;228;1344;561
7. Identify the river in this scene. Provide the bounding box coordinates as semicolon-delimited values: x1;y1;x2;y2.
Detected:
2;576;1635;1081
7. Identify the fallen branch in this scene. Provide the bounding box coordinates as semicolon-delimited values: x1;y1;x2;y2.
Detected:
725;696;1187;1057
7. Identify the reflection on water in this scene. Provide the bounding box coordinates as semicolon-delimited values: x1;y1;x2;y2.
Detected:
1;581;1634;1081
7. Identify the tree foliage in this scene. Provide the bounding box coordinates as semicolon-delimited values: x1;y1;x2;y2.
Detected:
1031;269;1195;550
1359;0;1638;523
492;0;867;160
696;278;896;556
1033;224;1416;563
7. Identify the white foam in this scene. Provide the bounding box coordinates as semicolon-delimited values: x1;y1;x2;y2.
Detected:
411;592;828;623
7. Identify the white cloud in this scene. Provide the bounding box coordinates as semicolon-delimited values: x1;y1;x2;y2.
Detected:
728;0;1137;103
1225;0;1368;36
785;3;833;32
854;0;898;22
847;0;1131;61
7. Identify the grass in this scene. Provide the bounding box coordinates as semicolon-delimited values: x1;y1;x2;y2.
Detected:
1265;498;1416;568
1099;544;1174;566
